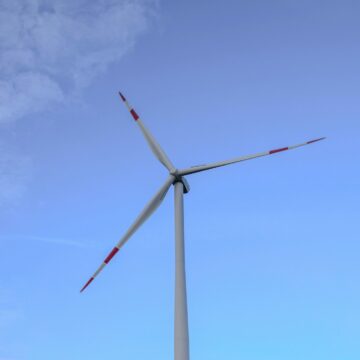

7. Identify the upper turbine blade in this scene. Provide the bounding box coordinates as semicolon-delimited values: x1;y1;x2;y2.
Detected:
118;92;176;173
80;175;175;292
177;137;326;176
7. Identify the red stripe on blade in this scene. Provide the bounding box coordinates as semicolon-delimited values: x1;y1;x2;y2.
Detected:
80;277;94;292
118;92;126;102
307;137;326;144
104;247;119;264
269;147;288;154
130;109;139;121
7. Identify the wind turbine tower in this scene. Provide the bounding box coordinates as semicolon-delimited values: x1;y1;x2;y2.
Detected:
81;92;325;360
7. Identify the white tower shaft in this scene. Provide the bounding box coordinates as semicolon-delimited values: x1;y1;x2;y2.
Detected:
174;181;190;360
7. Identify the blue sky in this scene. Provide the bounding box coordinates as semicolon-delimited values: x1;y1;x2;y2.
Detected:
0;0;359;359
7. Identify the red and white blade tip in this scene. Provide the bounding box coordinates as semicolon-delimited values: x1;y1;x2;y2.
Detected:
269;137;326;155
80;246;120;293
118;91;126;102
80;277;94;292
118;91;139;121
307;137;326;144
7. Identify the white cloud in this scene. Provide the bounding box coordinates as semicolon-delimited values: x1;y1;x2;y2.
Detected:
0;73;63;122
0;0;155;123
0;146;32;207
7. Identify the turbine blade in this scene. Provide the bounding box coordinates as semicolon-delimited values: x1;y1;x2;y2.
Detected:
80;175;175;292
118;92;176;172
177;137;326;176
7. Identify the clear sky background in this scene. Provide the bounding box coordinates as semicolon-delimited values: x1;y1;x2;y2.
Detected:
0;0;359;359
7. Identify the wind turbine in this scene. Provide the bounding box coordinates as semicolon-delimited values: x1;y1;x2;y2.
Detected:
81;92;325;360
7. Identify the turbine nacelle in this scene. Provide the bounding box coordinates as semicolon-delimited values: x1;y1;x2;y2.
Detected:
173;175;191;194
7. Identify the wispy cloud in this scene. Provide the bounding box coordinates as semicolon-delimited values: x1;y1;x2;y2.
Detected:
0;289;21;360
0;234;96;248
0;0;156;123
0;145;32;208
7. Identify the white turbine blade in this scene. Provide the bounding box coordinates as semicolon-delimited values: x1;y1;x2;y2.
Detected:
81;175;175;292
118;92;176;172
177;137;326;176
